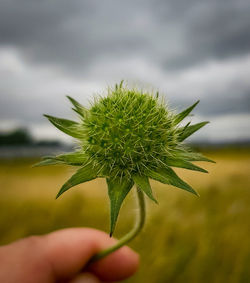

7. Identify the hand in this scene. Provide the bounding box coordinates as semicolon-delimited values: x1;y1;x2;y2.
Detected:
0;228;139;283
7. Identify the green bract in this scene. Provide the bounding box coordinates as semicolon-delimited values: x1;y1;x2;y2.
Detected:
36;82;214;236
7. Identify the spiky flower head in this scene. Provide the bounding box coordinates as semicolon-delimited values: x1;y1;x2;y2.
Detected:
36;81;214;235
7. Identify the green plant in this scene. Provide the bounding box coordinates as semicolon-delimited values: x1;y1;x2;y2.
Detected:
35;81;214;261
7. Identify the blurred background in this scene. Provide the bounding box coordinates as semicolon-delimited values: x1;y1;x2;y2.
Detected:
0;1;250;282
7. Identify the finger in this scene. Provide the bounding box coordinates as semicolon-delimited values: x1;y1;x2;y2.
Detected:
88;245;139;282
42;228;139;281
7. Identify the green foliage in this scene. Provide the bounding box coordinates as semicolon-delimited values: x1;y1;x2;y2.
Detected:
178;121;209;141
164;158;208;173
146;167;199;196
174;100;200;124
38;82;212;235
56;164;99;199
43;115;83;138
107;176;134;236
132;174;158;203
66;95;87;117
34;152;88;167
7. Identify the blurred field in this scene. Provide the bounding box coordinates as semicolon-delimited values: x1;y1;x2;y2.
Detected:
0;148;250;283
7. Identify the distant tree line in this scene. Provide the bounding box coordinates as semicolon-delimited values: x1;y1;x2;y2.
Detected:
0;128;60;146
0;128;32;145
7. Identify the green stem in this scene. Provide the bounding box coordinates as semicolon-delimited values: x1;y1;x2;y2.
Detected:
88;186;146;263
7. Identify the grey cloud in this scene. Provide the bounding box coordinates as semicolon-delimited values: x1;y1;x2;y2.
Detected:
188;1;250;57
0;0;250;142
0;0;149;74
200;93;250;116
168;94;250;120
157;0;250;70
1;0;249;74
173;92;250;117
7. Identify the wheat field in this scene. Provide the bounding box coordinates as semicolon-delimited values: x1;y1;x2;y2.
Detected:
0;148;250;283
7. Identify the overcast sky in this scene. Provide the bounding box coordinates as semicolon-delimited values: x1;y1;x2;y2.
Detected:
0;0;250;143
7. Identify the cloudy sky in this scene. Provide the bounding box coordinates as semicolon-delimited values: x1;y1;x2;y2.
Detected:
0;0;250;143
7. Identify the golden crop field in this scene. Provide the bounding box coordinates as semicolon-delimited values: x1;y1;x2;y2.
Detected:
0;148;250;283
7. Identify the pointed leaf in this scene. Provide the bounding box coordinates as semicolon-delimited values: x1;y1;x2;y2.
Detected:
174;101;199;124
147;166;199;196
67;96;87;117
44;114;83;138
164;158;208;173
119;80;124;88
33;158;63;167
72;108;84;117
56;152;88;165
177;122;190;136
56;164;98;199
67;95;83;110
132;174;158;203
107;177;134;236
34;152;89;167
175;149;215;163
184;152;215;163
178;121;209;141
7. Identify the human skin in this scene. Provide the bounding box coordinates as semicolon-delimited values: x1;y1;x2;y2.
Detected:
0;228;139;283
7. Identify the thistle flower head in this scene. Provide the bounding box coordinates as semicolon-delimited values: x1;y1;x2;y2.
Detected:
84;86;178;178
36;81;214;235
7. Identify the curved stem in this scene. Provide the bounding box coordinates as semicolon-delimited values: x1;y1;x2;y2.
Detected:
88;186;146;263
